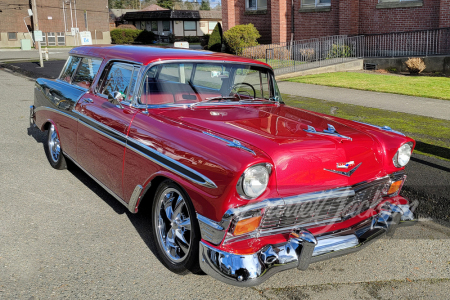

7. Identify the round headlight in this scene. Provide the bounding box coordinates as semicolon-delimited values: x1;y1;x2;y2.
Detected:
237;164;271;199
393;142;413;167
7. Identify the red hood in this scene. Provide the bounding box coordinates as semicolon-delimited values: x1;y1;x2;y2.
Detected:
156;104;388;197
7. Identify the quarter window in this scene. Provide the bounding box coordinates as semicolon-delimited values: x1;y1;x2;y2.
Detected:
72;57;102;89
60;56;81;83
101;63;135;100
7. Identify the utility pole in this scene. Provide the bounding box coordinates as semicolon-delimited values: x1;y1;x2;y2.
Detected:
31;0;44;67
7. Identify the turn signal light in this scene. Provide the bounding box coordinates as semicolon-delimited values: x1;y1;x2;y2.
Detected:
387;180;403;195
233;216;262;236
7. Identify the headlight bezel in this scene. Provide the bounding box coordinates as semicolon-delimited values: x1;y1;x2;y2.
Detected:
236;163;272;200
393;142;414;168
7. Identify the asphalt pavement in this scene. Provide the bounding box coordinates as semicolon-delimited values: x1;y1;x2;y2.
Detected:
0;63;450;298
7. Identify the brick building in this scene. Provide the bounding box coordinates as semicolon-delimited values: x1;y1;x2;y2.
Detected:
223;0;450;44
0;0;110;48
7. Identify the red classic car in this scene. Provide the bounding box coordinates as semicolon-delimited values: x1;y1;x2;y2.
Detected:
30;45;417;286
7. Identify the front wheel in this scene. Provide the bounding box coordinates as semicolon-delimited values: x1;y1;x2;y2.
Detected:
44;123;67;170
151;180;201;274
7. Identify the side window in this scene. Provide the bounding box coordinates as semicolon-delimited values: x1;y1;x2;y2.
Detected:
126;66;140;102
60;56;81;83
101;63;134;100
72;57;102;89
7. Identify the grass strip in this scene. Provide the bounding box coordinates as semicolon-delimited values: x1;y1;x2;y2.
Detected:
285;72;450;101
283;94;450;161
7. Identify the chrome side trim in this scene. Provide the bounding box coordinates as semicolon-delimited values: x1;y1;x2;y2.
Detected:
128;184;144;214
200;202;417;287
72;110;217;189
354;121;406;136
35;106;79;122
203;131;256;155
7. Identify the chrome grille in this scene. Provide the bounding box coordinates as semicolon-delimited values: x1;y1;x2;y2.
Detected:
260;178;389;230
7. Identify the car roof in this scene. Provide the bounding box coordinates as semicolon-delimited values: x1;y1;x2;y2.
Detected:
69;45;271;68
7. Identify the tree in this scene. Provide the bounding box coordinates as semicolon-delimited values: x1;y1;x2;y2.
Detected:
185;1;194;10
199;0;210;10
157;0;174;9
208;22;222;52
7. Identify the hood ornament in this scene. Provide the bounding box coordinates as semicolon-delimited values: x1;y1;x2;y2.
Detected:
324;162;362;177
203;131;256;155
304;124;352;141
336;161;355;169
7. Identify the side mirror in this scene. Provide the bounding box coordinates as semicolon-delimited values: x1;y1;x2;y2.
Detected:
108;91;124;109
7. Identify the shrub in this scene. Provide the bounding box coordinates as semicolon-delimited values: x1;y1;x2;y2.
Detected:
242;44;290;60
111;29;155;44
201;34;210;49
223;24;260;55
405;57;426;74
298;48;315;61
327;44;352;59
208;22;223;52
185;36;200;43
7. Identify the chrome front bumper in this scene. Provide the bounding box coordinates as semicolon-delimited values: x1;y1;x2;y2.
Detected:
199;202;416;287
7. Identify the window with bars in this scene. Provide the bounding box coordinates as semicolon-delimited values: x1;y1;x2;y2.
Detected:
47;32;56;46
57;32;65;46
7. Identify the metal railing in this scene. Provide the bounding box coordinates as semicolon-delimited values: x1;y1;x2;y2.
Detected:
364;27;450;57
239;27;450;75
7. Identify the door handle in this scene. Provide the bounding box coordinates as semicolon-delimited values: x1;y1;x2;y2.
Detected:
83;98;93;103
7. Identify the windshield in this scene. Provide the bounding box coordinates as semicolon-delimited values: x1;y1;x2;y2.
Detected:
138;62;282;106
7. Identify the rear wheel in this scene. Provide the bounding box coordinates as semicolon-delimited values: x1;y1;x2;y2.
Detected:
151;180;201;274
44;123;67;170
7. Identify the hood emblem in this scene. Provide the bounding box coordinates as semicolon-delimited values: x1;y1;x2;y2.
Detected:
336;161;355;169
324;162;362;177
203;131;256;155
304;124;352;141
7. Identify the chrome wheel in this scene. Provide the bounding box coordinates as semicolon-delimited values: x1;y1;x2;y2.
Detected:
155;187;192;263
48;124;61;163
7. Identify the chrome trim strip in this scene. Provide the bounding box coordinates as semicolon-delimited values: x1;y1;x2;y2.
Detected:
354;121;406;136
200;202;417;287
202;131;256;155
128;184;144;214
35;106;79;122
71;110;217;189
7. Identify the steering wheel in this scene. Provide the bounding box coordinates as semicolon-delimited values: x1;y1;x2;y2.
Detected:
229;82;256;100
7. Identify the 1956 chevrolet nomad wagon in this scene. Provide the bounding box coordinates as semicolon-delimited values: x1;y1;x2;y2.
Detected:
30;45;417;286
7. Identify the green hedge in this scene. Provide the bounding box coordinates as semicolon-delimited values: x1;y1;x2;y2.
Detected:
110;29;156;45
208;23;223;52
223;24;260;55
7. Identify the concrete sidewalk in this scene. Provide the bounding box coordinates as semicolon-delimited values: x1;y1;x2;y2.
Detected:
278;81;450;121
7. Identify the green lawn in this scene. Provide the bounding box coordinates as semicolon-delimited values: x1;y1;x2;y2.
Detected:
285;72;450;100
282;94;450;161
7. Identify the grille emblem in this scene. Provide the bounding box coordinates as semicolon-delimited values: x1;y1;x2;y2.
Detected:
336;161;355;169
324;162;362;177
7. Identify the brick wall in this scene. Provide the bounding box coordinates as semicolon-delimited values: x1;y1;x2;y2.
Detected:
439;0;450;28
224;0;446;45
359;0;440;34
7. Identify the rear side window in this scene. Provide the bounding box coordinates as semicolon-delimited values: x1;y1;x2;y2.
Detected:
72;57;102;89
60;56;81;83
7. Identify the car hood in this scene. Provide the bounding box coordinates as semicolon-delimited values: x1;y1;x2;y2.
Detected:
156;104;386;197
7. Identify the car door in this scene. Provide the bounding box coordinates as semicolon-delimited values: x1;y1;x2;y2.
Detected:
74;61;140;200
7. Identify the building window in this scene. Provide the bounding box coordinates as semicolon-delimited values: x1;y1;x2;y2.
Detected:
57;32;65;46
47;32;56;46
245;0;267;10
184;21;196;31
379;0;417;2
8;32;17;40
209;21;218;31
162;21;170;31
301;0;331;7
151;21;158;31
40;33;47;47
